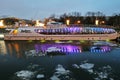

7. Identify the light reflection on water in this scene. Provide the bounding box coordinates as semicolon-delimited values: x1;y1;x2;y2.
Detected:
0;40;120;80
90;45;111;53
0;40;7;55
35;43;82;54
0;40;113;57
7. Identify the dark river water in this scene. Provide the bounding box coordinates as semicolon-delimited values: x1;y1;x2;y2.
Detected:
0;40;120;80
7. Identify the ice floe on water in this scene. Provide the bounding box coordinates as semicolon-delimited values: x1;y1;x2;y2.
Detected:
94;65;113;80
36;74;45;79
80;63;94;70
72;61;114;80
13;61;116;80
15;70;34;80
14;64;46;80
27;64;41;71
50;64;75;80
72;64;80;69
50;75;60;80
25;50;46;57
80;63;94;73
72;62;94;73
55;64;70;75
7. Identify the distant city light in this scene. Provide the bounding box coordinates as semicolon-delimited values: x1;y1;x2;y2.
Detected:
0;20;4;26
95;20;99;25
13;29;18;35
66;19;70;25
0;34;4;38
25;24;29;26
77;20;81;24
101;21;105;24
35;20;44;27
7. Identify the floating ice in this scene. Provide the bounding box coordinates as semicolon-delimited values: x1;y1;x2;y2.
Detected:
50;64;72;80
50;75;60;80
94;77;100;80
80;63;94;70
110;78;114;80
27;64;40;70
72;64;80;69
55;64;70;75
15;70;34;80
94;65;113;80
36;74;44;79
46;47;61;52
25;50;45;57
88;69;94;73
25;50;36;56
98;72;108;79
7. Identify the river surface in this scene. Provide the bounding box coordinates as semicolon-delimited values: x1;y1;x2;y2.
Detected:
0;40;120;80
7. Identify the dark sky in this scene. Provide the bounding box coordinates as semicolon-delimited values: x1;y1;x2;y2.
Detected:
0;0;120;20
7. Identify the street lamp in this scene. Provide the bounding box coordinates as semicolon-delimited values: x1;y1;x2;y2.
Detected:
95;19;99;26
0;20;4;28
66;19;70;25
77;20;81;24
101;21;105;25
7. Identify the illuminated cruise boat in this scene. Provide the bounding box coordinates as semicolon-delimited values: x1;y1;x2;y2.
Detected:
34;26;116;34
4;25;118;40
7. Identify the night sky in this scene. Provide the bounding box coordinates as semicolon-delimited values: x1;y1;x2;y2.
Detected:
0;0;120;19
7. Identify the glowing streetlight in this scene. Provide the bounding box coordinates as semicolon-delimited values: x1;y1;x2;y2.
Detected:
101;21;105;24
13;29;18;35
95;20;99;25
77;20;81;24
35;20;45;27
66;19;70;25
0;20;4;26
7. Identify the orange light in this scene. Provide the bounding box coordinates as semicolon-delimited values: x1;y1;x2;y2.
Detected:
35;20;44;27
66;19;70;25
0;20;4;27
101;21;105;24
95;20;99;25
13;29;18;35
77;20;81;24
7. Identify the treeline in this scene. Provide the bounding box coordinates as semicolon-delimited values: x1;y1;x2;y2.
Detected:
0;17;35;27
49;11;120;27
1;11;120;28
